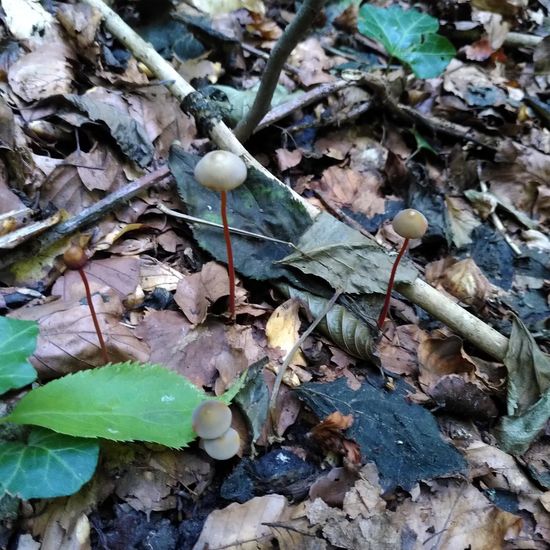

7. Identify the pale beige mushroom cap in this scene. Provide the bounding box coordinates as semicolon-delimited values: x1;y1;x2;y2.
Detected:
194;150;247;192
392;209;428;239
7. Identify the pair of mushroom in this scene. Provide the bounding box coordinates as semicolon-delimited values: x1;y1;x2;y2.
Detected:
194;151;429;329
192;400;240;460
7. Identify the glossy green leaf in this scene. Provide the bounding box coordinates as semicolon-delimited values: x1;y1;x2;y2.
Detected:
6;362;211;447
0;427;99;499
358;5;455;78
0;317;38;395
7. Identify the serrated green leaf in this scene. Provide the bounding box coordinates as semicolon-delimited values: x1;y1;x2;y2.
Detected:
0;317;38;395
358;5;455;78
6;362;210;447
0;427;99;499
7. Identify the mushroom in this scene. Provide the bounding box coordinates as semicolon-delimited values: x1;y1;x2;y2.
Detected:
194;150;248;319
377;209;428;329
63;245;109;364
192;400;232;440
202;427;241;460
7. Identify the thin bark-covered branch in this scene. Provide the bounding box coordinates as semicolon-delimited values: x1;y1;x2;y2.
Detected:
233;0;328;142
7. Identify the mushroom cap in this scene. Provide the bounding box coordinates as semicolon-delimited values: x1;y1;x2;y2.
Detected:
192;401;232;439
63;245;87;270
194;150;247;192
392;209;428;239
202;427;241;460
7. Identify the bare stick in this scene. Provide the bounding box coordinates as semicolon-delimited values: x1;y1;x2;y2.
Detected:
233;0;328;142
157;203;297;248
269;289;343;417
84;0;511;361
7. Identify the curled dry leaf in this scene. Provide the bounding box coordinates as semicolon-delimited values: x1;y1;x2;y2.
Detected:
266;298;306;367
426;257;495;306
309;466;359;507
309;411;361;465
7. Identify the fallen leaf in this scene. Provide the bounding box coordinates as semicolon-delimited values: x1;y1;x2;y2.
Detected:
9;289;150;378
265;299;306;367
174;262;230;325
193;495;289;550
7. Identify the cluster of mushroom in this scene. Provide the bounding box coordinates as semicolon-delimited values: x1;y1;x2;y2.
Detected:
192;400;240;460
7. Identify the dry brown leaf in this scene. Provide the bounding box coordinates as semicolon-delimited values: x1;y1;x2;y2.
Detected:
309;467;359;508
376;323;426;377
309;412;361;465
318;166;385;218
399;481;522;549
275;148;302;171
265;298;306;367
193;495;289;550
10;289;149;378
139;256;184;292
174;262;230;325
8;46;73;102
290;37;334;87
425;257;495;306
52;257;140;302
137;310;263;393
343;463;385;520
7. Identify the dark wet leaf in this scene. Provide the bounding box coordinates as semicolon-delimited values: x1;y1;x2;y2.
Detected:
64;94;154;167
169;146;313;281
297;377;466;490
281;285;375;360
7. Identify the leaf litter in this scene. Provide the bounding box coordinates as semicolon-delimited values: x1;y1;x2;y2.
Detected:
0;0;549;547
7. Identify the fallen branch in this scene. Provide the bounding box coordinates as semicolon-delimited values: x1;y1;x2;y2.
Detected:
82;0;510;361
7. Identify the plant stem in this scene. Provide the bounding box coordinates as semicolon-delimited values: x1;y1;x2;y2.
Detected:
377;238;409;329
77;267;110;364
220;191;236;319
233;0;328;141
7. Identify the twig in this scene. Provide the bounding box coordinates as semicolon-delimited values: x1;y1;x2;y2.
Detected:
85;0;511;362
241;43;300;76
0;165;171;271
269;289;343;416
157;203;297;248
233;0;328;142
478;179;522;256
255;79;353;132
504;32;543;48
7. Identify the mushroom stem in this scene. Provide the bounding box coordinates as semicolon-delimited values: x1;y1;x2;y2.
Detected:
377;238;409;329
220;190;236;319
77;267;110;364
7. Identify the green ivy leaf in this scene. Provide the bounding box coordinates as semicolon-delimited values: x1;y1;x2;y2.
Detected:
358;5;455;78
5;362;210;447
0;317;38;395
0;427;99;499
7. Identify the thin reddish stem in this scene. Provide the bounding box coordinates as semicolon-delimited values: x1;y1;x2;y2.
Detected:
377;238;409;329
220;190;236;319
77;267;110;364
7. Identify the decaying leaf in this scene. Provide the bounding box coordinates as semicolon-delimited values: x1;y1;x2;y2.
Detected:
266;299;306;367
281;212;417;296
193;495;290;550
